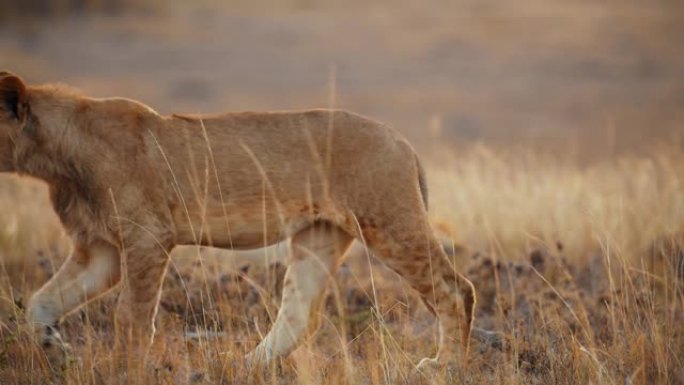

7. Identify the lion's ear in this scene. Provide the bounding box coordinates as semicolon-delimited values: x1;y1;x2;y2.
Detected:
0;72;28;124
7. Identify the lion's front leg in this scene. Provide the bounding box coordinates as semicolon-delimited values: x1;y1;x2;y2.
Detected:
114;245;170;363
28;241;121;370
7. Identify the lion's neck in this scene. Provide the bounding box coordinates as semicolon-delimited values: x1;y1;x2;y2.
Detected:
13;119;106;234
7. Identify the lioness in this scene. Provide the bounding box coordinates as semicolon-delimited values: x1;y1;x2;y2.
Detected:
0;72;475;374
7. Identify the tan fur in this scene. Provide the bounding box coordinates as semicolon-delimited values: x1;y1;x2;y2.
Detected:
0;73;475;374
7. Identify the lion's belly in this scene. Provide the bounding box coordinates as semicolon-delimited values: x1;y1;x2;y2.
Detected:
171;204;311;249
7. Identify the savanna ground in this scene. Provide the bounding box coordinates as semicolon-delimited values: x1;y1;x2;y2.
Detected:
0;1;683;384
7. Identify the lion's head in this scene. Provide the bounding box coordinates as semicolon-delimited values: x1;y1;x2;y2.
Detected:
0;71;28;172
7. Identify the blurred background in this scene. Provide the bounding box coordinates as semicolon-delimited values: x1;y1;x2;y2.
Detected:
1;0;683;162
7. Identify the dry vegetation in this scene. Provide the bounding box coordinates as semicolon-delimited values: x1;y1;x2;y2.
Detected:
0;144;682;384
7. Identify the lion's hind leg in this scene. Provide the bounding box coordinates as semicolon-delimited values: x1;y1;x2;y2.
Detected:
360;216;475;375
245;221;353;366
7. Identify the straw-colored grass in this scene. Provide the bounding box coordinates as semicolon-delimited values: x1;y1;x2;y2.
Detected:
0;144;682;384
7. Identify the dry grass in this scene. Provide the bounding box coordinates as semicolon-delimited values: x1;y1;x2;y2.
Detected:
0;143;682;384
